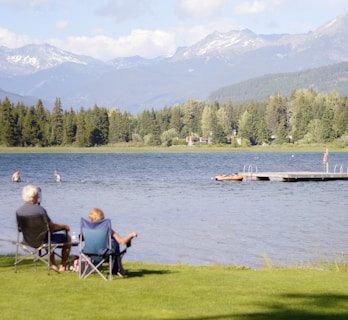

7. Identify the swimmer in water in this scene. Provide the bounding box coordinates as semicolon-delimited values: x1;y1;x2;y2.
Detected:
11;169;21;182
54;170;61;182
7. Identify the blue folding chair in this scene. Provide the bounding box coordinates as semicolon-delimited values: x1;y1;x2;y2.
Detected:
79;218;114;280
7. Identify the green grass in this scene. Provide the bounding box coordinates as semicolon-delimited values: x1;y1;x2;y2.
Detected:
1;256;348;319
0;143;347;154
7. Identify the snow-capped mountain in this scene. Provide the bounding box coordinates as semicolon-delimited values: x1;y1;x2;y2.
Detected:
173;29;270;61
0;43;102;76
0;13;348;112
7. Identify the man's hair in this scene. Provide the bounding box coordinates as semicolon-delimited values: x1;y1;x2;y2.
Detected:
22;184;39;203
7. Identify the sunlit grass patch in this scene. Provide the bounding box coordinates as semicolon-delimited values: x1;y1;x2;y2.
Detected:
1;255;348;319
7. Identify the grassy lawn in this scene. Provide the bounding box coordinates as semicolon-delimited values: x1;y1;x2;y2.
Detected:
1;256;348;320
0;140;346;154
0;144;347;154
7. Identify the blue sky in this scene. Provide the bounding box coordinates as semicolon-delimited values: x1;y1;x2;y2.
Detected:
0;0;347;61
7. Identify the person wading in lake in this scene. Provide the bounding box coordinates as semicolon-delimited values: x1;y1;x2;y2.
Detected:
54;170;61;182
11;169;21;182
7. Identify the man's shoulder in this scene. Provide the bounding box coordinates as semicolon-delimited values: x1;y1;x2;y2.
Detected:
16;203;47;216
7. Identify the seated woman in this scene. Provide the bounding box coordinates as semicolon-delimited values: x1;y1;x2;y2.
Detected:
88;208;137;277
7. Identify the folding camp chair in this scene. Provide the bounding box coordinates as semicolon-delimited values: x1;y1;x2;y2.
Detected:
79;218;114;281
15;213;68;275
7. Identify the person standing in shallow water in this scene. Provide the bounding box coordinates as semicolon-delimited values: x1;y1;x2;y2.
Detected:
54;170;61;182
12;169;21;182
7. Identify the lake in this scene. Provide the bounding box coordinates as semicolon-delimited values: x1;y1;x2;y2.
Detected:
1;151;347;268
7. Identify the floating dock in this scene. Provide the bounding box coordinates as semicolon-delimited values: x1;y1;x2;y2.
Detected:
242;171;348;182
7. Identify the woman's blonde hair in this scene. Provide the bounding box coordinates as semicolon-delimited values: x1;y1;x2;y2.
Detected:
88;208;104;222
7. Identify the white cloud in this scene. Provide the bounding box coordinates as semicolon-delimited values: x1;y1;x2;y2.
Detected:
235;0;284;15
0;27;33;47
177;0;223;18
50;29;176;60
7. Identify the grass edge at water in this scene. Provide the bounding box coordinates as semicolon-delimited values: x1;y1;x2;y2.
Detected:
0;144;348;154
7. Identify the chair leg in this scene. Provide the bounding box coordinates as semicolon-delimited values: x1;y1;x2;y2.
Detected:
109;255;113;280
79;254;109;281
14;243;19;273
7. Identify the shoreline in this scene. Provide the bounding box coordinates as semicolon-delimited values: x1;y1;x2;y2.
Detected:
0;144;347;154
0;254;343;271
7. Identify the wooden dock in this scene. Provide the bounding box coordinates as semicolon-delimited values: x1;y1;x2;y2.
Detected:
242;171;348;182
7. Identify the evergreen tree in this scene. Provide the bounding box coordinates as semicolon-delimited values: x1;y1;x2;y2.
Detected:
108;108;122;144
320;105;335;142
75;108;87;147
12;102;27;146
63;108;77;145
333;99;348;137
238;103;259;145
90;105;109;145
265;94;283;136
137;110;153;138
156;107;171;134
22;107;40;146
256;117;271;145
170;105;183;137
51;98;64;145
274;119;288;144
120;112;132;142
0;97;17;146
151;110;161;146
212;124;227;144
35;99;49;146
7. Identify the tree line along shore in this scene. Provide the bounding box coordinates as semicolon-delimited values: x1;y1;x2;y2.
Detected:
1;88;348;149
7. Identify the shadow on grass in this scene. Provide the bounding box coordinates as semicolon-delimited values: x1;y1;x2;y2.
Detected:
166;293;348;320
0;256;173;278
0;256;17;268
127;268;172;278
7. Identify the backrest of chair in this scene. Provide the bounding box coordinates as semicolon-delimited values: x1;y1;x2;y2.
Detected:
80;218;112;255
16;213;49;248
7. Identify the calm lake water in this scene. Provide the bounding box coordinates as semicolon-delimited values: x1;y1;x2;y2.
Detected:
1;151;347;268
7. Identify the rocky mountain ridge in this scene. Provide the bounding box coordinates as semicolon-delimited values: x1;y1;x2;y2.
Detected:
0;13;348;111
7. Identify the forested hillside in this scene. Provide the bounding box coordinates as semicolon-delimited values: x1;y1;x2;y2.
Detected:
1;89;348;147
209;62;348;104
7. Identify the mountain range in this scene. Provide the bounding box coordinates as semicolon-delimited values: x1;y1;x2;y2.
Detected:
1;13;348;113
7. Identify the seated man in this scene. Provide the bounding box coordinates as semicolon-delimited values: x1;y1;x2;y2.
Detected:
16;184;71;272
